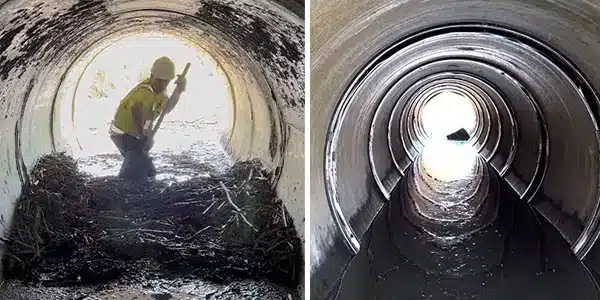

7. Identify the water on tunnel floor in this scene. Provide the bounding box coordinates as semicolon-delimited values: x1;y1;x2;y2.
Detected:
75;118;232;182
0;278;299;300
333;174;600;300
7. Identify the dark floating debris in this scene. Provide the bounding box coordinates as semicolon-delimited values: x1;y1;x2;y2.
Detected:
446;128;470;141
2;153;301;288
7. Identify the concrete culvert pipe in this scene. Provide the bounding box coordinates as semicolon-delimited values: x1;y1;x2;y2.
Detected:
311;0;600;299
0;0;304;296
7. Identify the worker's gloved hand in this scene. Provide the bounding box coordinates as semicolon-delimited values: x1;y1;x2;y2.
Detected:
174;74;187;93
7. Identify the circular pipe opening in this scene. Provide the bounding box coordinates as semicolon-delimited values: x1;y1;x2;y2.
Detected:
412;86;481;182
59;31;235;179
326;23;599;261
419;91;477;139
50;20;284;178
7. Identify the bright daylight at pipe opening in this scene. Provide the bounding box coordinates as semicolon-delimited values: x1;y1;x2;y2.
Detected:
419;91;478;182
58;32;233;181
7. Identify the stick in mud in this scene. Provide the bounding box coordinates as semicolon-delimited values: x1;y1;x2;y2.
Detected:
3;153;302;288
282;201;287;228
219;181;258;232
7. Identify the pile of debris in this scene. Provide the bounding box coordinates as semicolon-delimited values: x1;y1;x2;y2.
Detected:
2;153;301;288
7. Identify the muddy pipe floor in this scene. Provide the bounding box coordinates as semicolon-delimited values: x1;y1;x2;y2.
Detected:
334;180;600;299
0;153;301;300
0;278;298;300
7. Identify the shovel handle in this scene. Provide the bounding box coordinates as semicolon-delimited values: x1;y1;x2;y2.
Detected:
181;62;191;77
149;62;191;139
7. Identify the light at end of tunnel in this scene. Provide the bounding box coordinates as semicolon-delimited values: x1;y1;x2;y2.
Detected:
69;32;232;158
420;91;477;138
59;32;235;177
420;138;478;182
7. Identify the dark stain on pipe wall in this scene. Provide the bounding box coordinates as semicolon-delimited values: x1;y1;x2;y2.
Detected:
0;0;303;109
0;1;113;82
13;78;35;186
195;0;304;108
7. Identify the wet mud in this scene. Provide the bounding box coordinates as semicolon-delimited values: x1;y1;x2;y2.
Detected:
1;153;301;298
1;278;299;300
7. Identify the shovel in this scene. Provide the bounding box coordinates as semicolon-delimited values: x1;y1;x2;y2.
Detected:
119;62;192;180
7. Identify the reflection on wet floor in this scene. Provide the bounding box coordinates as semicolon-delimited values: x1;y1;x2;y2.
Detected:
1;278;298;300
75;120;232;182
334;175;600;299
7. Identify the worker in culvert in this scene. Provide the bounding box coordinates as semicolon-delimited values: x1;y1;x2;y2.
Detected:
109;56;187;178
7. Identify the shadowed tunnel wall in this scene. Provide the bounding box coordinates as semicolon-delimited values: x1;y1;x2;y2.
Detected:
0;0;304;278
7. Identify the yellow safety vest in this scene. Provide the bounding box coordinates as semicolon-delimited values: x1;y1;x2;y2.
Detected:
110;79;168;136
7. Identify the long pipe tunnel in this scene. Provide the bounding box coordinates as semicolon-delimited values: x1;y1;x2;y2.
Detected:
0;0;304;284
311;1;600;299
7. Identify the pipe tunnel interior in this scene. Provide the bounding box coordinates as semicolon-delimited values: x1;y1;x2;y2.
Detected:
310;0;600;299
0;0;305;281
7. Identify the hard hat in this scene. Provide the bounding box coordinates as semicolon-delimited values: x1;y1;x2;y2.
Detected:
151;56;175;80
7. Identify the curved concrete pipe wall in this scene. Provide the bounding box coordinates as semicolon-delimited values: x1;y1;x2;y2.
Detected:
311;0;600;298
0;0;304;276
